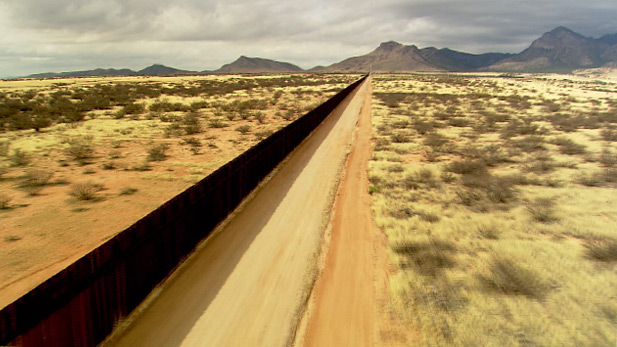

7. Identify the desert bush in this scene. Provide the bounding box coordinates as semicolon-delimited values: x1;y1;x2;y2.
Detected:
182;113;202;135
599;148;617;167
254;112;266;124
387;164;404;173
190;101;208;111
182;138;202;147
149;101;189;113
393;240;456;277
208;118;227;128
131;162;152;171
527;197;558;223
412;119;434;135
551;137;586;155
374;138;390;151
255;130;274;141
603;168;617;183
483;179;516;203
9;149;30;167
423;133;449;152
600;128;617;142
390;132;411;143
401;168;440;190
236;125;251;134
21;169;53;188
575;172;606;187
419;212;440;223
446;159;488;176
447;117;471;127
0;194;11;209
440;171;456;183
147;144;170;161
480;258;549;298
119;187;138;196
69;182;103;200
102;162;116;170
65;137;94;162
477;224;501;240
512;135;546;153
374;93;407;108
0;140;10;156
585;238;617;262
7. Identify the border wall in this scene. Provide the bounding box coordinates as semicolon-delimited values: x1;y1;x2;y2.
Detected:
0;75;368;346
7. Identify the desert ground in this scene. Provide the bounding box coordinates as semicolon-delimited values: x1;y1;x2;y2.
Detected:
2;70;617;346
369;71;617;345
103;76;371;346
0;74;357;308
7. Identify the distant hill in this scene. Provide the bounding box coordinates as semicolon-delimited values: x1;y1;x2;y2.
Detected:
314;41;511;72
29;68;137;78
486;27;616;72
27;64;196;78
213;56;304;73
313;42;441;72
21;27;617;77
137;64;196;75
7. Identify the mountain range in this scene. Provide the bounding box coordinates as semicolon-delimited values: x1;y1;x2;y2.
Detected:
24;26;617;78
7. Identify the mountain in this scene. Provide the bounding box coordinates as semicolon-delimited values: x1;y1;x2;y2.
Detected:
315;41;511;72
28;64;196;78
597;33;617;45
486;26;615;72
29;68;137;78
213;56;304;73
137;64;195;75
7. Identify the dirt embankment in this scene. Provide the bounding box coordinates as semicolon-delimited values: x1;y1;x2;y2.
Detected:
105;80;371;347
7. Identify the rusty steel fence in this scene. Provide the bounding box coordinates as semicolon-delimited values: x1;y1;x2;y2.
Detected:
0;75;367;347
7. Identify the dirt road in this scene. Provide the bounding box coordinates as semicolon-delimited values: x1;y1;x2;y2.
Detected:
105;79;370;347
296;77;390;346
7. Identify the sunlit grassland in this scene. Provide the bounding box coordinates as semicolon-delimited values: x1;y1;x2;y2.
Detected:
370;73;617;346
0;74;359;303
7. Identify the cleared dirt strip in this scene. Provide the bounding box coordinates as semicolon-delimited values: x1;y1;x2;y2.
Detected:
296;75;387;346
104;79;370;347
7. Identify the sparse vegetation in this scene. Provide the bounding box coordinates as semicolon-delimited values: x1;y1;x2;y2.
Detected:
147;143;170;162
371;74;617;346
69;182;103;201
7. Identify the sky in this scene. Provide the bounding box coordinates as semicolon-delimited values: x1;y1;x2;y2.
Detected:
1;0;617;77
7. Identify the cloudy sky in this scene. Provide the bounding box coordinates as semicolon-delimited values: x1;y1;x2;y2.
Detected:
1;0;616;77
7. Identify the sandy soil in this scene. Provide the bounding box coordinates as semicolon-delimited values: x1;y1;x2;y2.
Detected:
0;75;352;309
296;76;409;346
104;80;370;346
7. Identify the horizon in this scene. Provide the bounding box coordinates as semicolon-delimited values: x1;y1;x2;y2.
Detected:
1;0;617;77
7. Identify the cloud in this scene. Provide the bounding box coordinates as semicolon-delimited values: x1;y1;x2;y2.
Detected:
1;0;617;76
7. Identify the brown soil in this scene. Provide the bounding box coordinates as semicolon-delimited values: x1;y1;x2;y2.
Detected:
297;76;409;346
104;80;370;346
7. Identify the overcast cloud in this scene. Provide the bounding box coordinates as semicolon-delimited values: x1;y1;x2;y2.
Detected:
1;0;616;77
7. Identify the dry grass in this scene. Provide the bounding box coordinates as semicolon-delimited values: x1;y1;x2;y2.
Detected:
371;73;617;346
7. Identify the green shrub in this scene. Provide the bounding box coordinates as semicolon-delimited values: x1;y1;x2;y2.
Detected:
208;118;227;128
480;258;549;298
0;140;10;157
236;125;251;134
65;137;94;162
585;239;617;262
147;144;170;161
9;149;30;167
0;194;11;209
69;182;103;200
182;113;202;135
119;187;138;196
527;197;558;223
551;137;586;155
